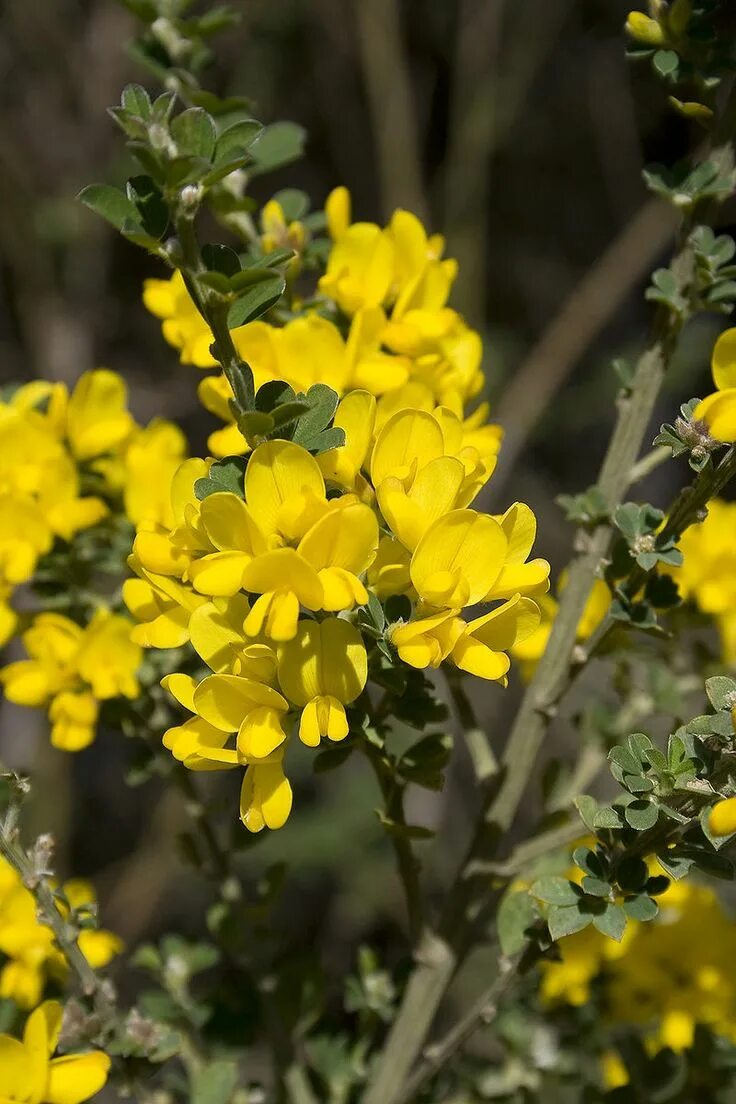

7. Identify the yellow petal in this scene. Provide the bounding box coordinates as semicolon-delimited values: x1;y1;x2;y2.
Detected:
46;1052;111;1104
237;706;287;759
0;1035;30;1099
694;389;736;443
486;559;551;602
495;502;537;564
371;409;444;487
245;441;326;541
326;185;351;239
188;595;251;672
318;390;376;487
187;551;251;597
410;510;507;607
711;327;736;391
193;674;287;732
298;502;378;577
199;493;265;554
451;636;510;681
241;549;323;609
277;618;367;707
66;369;135;460
298;695;348;746
378;456;464;550
244;590;301;642
240;761;292;831
161;673;198;713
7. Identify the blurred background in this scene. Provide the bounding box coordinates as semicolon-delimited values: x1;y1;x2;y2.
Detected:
0;0;732;1054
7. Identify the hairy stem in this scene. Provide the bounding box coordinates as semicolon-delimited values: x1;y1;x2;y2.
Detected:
0;812;108;1006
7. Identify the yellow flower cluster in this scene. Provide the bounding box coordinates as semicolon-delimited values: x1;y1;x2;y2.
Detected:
0;999;110;1103
126;192;551;831
144;187;499;460
694;327;736;444
1;610;141;751
541;878;736;1063
670;498;736;665
0;368;189;751
0;857;121;1010
124;417;548;829
0;369;186;643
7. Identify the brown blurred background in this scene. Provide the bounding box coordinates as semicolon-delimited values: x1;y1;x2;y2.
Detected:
0;0;731;1033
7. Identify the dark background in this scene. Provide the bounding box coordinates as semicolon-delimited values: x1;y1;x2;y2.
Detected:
0;0;730;1044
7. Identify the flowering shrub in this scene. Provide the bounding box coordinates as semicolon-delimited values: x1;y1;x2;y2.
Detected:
2;2;736;1102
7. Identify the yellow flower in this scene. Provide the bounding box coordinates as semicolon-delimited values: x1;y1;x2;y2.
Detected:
451;595;542;683
0;610;141;752
162;671;293;832
709;796;736;837
277;618;367;746
669;498;736;664
64;370;135;461
694;328;736;442
319;221;395;315
123;560;207;649
122;419;187;528
409;510;508;608
0;999;110;1103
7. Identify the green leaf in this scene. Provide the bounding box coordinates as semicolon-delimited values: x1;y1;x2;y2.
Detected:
655;850;694;880
249;121;307;174
192;1060;238;1104
121;83;152;118
572;847;603;878
313;746;354;773
126;175;169;238
216;118;263;160
582;876;611;898
497;889;538;956
653;49;679;78
530;876;581;907
255;380;296;413
78;184;140;231
273;188;309;221
547;904;592;942
202;242;242;277
609;745;642;776
194;456;247;500
592;902;626;941
228;275;285;327
230;266;282;292
171;108;217;161
624;800;659;831
291;384;340;449
624;894;659;921
705;675;736;712
593;805;624;829
574;794;599;832
617;857;649;892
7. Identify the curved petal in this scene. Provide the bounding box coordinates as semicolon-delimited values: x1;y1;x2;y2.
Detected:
712;327;736;391
46;1051;111;1104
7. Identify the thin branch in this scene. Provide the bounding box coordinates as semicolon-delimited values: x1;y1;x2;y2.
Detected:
395;953;522;1104
0;809;109;1006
